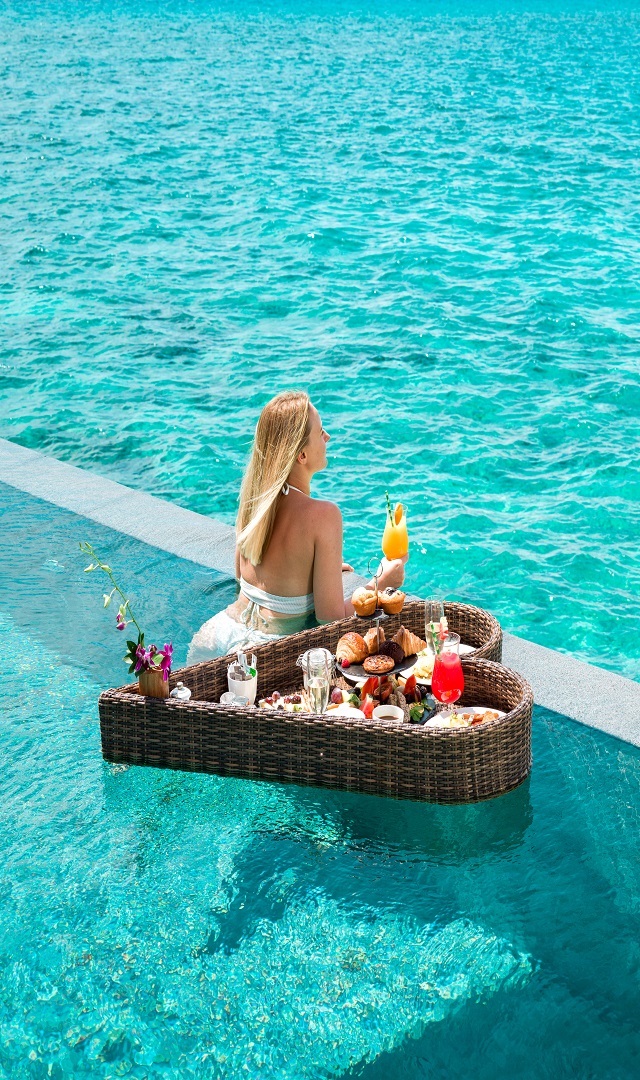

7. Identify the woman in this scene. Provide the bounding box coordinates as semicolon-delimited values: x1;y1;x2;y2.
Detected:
187;391;406;663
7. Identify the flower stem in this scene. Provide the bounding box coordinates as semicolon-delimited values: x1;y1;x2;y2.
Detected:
80;542;143;638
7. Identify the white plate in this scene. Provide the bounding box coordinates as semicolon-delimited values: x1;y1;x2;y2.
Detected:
325;704;366;719
399;660;432;683
426;705;505;729
401;642;475;682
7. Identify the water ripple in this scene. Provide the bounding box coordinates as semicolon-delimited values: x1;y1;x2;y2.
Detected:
1;0;640;677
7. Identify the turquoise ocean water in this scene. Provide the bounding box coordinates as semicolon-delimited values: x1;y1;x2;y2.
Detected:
1;0;640;678
3;488;640;1078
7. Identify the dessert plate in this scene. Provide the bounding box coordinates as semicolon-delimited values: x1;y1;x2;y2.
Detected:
340;654;417;684
353;608;389;623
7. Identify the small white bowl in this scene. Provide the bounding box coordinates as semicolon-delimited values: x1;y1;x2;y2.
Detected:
372;704;404;724
326;705;367;719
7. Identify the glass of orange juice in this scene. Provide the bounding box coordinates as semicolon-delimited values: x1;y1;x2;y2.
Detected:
382;493;409;560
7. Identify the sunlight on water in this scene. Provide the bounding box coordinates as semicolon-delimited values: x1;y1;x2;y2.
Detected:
1;0;640;679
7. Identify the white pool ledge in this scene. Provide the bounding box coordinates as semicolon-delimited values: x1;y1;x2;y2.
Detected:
2;437;639;748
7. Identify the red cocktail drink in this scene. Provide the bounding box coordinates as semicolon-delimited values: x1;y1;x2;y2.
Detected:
432;648;464;706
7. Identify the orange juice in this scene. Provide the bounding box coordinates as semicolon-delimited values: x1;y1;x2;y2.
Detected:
382;501;409;560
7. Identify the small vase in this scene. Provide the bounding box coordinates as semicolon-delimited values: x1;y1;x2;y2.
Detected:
138;667;170;698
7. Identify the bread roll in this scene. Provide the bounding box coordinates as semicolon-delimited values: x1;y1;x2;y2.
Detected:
364;626;385;655
335;632;368;664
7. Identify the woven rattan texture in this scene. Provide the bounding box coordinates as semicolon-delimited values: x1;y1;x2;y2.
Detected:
99;603;528;803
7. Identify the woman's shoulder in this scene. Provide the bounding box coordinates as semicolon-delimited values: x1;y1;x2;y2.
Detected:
308;497;342;529
285;493;341;526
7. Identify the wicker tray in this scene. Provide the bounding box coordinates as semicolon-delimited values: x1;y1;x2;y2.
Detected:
99;630;532;803
353;599;502;663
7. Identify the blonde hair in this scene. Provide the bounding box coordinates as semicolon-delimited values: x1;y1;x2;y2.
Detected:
236;391;311;566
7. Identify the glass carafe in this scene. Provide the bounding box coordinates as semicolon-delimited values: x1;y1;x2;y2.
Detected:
296;648;333;714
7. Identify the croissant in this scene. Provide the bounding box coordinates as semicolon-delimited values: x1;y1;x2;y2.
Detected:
364;626;385;655
336;632;368;664
392;626;427;656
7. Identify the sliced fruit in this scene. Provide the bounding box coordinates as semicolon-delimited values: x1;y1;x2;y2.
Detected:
361;677;378;698
403;674;417;696
394;502;403;524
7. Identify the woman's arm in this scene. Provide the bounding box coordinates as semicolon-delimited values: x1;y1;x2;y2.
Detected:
312;505;408;622
312;502;354;623
366;555;408;592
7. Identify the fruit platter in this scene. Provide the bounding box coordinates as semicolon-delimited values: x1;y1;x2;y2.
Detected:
250;620;443;727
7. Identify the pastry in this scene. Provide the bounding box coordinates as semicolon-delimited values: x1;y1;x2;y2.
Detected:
363;654;395;675
392;626;427;656
364;625;385;655
351;586;378;617
377;640;405;665
379;587;406;615
335;632;368;665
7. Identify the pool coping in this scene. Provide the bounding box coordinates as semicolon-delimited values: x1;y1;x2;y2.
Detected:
2;436;639;749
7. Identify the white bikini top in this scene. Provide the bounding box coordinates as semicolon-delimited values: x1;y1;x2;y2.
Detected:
239;482;315;617
240;578;315;615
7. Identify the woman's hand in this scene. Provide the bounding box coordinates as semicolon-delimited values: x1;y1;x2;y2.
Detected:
342;561;354;573
371;554;408;591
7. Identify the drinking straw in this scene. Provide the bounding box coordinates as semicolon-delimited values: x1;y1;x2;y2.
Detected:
385;490;393;524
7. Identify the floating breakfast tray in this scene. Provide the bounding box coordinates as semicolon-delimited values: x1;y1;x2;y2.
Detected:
98;602;532;804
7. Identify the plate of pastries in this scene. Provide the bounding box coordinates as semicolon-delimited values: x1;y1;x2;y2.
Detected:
351;585;406;617
335;624;427;682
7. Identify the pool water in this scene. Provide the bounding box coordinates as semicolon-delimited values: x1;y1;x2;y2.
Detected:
2;488;640;1078
2;0;640;681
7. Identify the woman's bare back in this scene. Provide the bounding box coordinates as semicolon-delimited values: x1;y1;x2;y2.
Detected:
239;488;321;599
